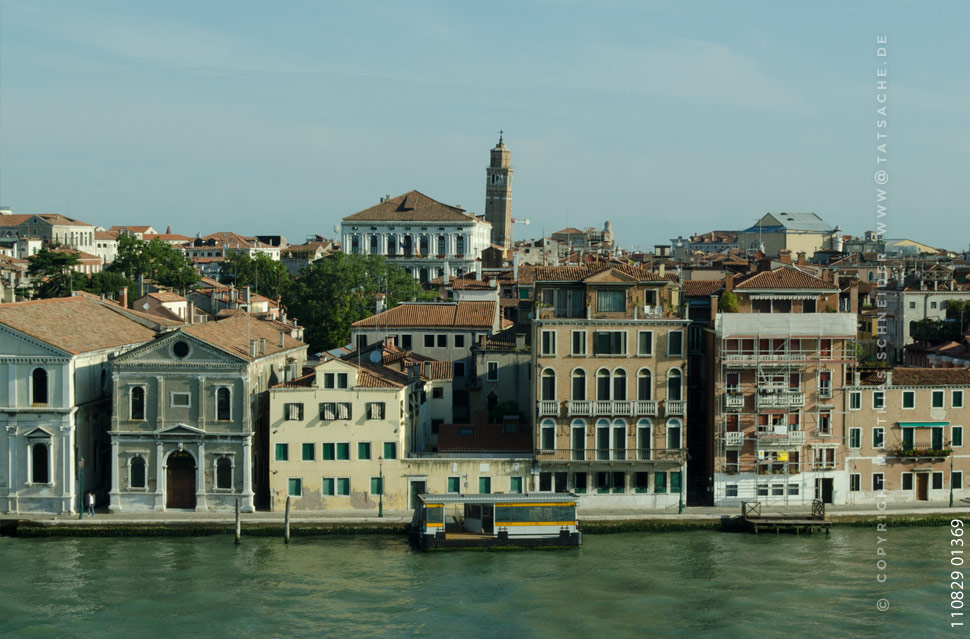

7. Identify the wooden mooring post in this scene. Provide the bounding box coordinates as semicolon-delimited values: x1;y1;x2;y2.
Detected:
284;496;291;544
235;499;241;545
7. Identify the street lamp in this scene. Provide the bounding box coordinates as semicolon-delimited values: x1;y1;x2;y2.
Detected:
78;457;85;520
378;456;384;518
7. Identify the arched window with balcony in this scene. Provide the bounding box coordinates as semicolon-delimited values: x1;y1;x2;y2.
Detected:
596;368;611;401
611;418;627;460
637;419;652;460
595;418;611;460
666;368;683;402
541;369;556;401
637;368;652;401
667;418;682;450
570;419;586;460
32;368;48;405
612;368;627;401
571;369;586;401
540;418;556;452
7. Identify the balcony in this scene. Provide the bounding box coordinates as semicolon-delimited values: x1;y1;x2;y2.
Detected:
755;392;806;410
724;393;744;411
724;431;744;447
591;400;634;416
892;443;952;460
755;428;805;448
537;447;687;463
539;401;560;416
665;400;686;416
567;400;593;416
634;400;659;416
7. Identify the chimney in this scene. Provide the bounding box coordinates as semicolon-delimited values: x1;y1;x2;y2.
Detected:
245;286;252;307
386;335;396;349
778;249;793;265
513;253;519;281
375;293;386;315
725;273;735;293
797;251;807;267
279;331;285;347
709;294;718;322
119;287;128;308
479;334;487;348
259;338;266;355
249;340;258;357
475;259;482;281
850;280;859;315
188;301;195;324
885;370;893;386
515;333;526;350
853;371;861;387
659;263;666;278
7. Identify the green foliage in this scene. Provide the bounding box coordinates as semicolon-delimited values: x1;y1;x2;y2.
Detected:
219;251;291;301
946;300;970;332
283;253;434;352
718;291;739;313
26;249;86;298
84;270;137;302
488;400;526;424
110;234;199;291
910;318;959;342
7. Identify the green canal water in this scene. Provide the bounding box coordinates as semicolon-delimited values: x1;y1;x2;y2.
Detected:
0;526;954;638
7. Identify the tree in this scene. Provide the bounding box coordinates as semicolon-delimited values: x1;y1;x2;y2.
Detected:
718;291;739;313
110;234;199;292
27;249;86;298
284;253;434;352
85;270;136;301
220;251;291;301
946;300;970;333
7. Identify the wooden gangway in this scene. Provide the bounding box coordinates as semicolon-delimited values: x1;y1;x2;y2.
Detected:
741;500;831;535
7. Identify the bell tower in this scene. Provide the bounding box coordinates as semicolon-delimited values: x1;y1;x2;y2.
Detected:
485;132;514;251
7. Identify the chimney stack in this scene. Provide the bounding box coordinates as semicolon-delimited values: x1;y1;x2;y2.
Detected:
725;273;735;293
797;251;807;267
375;293;386;315
279;331;285;347
513;253;519;281
659;263;666;279
475;259;482;281
515;333;526;350
850;280;860;315
249;340;258;357
709;294;718;323
778;249;793;265
259;337;266;355
119;287;128;308
188;301;195;324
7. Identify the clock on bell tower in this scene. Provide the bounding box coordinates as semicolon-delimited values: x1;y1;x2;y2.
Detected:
484;132;514;251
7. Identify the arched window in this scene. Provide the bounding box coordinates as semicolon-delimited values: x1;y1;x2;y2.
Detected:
541;369;556;401
637;369;652;401
667;418;682;450
216;457;232;489
570;419;586;460
32;368;48;405
437;235;446;254
612;369;627;401
217;387;231;421
540;418;556;452
595;418;611;460
31;443;49;483
637;419;652;460
571;369;586;401
611;418;627;460
667;369;683;402
130;456;146;488
596;368;611;401
130;387;145;420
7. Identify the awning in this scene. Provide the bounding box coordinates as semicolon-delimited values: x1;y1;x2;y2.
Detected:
898;422;948;428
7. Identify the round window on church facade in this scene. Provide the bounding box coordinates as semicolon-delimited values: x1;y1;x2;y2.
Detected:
172;341;190;358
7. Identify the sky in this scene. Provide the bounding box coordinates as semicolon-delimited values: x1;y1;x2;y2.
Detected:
1;0;967;251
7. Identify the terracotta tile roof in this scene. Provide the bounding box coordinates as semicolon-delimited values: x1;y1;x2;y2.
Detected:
342;190;482;223
34;214;93;227
532;263;670;283
147;292;186;302
108;225;154;234
0;296;158;355
351;301;496;329
144;233;192;242
859;367;970;386
95;230;119;240
682;280;725;297
181;314;304;361
272;372;316;388
438;413;533;453
479;325;529;351
552;227;584;236
735;267;835;290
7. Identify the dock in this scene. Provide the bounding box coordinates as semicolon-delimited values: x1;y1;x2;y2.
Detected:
741;500;831;535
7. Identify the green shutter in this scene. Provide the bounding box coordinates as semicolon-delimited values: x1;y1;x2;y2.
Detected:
510;476;523;493
337;443;350;460
275;443;288;461
322;443;335;460
322;478;334;495
370;477;383;495
288;478;301;496
670;471;682;492
955;427;964;448
654;472;667;493
302;443;314;461
383;442;397;459
447;477;460;493
358;442;371;460
479;477;491;494
337;478;350;495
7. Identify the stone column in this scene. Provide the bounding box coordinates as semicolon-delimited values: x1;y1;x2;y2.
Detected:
242;436;254;512
155;376;165;430
198;377;206;430
6;425;17;514
61;423;74;514
196;440;206;511
109;437;121;511
154;441;165;510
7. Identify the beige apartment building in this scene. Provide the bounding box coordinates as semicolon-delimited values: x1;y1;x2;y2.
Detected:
531;263;689;508
712;268;857;506
845;367;970;504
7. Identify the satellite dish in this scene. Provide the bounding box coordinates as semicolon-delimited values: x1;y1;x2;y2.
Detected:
369;350;382;364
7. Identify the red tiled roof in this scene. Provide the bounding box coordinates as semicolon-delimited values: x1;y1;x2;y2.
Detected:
0;296;158;355
860;367;970;386
343;190;481;223
181;314;304;361
532;263;670;283
682;280;725;297
437;413;533;453
735;267;835;290
351;301;496;329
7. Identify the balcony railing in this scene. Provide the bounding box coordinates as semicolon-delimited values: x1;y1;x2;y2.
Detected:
666;400;686;415
567;400;593;416
755;429;805;447
755;392;806;410
537;447;687;462
634;400;658;416
724;393;744;410
539;401;560;416
892;440;952;459
724;431;744;447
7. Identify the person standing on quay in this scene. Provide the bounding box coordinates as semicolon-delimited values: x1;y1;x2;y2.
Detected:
86;492;95;517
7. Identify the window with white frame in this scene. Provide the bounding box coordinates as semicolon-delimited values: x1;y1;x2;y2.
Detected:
571;369;586;401
901;472;913;490
571;330;587;356
540;419;556;451
932;390;945;409
129;455;147;489
320;402;352;420
955;391;965;408
667;331;684;357
849;391;861;410
902;390;915;409
849;428;862;449
284;403;304;420
637;331;653;356
872;473;884;491
849;473;861;491
365;402;386;420
593;331;626;356
486;361;499;382
873;391;885;409
873;427;884;449
954;426;964;448
540;330;556;356
933;472;944;490
666;419;682;449
541;369;557;401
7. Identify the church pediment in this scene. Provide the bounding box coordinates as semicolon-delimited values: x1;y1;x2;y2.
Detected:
155;423;206;436
583;268;638;284
0;326;71;358
24;426;55;438
113;331;244;366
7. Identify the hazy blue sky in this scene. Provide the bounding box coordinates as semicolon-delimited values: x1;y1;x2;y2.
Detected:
1;0;966;250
